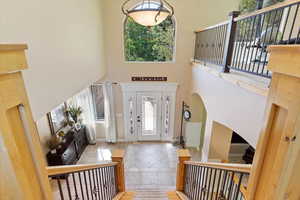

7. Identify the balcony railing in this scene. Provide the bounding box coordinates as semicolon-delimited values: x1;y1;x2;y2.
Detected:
194;0;300;78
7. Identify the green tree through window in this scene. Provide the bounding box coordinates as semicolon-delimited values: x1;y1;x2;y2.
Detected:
124;16;175;62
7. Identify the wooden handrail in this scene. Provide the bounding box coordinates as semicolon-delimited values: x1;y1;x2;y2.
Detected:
47;162;118;176
234;0;300;22
195;20;230;33
184;161;252;173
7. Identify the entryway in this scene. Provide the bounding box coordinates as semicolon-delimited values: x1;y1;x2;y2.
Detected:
121;83;178;142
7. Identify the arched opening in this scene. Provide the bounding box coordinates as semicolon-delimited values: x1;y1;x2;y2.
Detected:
185;93;207;151
208;121;255;163
230;132;255;164
123;2;176;62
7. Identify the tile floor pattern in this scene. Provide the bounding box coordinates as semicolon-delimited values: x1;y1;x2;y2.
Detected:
50;142;201;199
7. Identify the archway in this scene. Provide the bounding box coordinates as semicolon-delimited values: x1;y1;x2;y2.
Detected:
185;93;207;151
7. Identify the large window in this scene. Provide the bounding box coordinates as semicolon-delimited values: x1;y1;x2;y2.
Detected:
124;13;175;62
91;85;105;121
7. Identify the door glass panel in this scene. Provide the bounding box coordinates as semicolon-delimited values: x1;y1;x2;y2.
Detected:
142;97;157;134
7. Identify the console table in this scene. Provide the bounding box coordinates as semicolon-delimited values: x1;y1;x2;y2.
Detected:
47;126;88;166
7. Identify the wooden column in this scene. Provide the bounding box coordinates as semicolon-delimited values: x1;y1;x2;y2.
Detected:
0;44;53;200
176;149;191;191
112;149;126;192
247;45;300;200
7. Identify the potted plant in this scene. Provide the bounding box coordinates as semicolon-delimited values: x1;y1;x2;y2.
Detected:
47;135;62;154
67;105;83;124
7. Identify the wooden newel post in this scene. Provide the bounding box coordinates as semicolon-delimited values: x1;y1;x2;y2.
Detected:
176;149;191;191
247;45;300;199
222;11;240;73
112;149;125;192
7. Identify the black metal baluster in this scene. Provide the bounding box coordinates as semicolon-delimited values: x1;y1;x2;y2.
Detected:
112;166;117;197
84;171;90;199
241;16;256;71
195;166;201;199
234;174;244;200
231;21;241;68
218;25;224;65
199;167;206;199
274;8;285;45
250;13;265;73
193;165;198;199
184;164;189;195
65;174;72;200
210;168;217;200
280;6;291;43
98;168;105;200
257;11;272;75
104;167;109;200
108;167;113;199
220;170;228;199
221;25;228;65
95;169;101;199
227;172;235;199
204;167;209;199
78;172;85;200
194;33;199;60
57;178;65;200
215;170;223;200
206;168;212;200
92;169;98;199
260;9;278;76
288;4;299;43
251;13;266;74
239;17;252;71
247;15;259;72
224;172;231;198
88;170;94;200
72;173;79;200
237;18;252;71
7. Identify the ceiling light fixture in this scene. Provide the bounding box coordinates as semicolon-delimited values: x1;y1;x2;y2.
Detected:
122;0;174;27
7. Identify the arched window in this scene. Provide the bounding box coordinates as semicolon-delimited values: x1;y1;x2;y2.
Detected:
124;3;175;62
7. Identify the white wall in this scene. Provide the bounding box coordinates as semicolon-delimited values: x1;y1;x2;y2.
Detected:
0;0;107;121
191;64;267;161
100;0;240;140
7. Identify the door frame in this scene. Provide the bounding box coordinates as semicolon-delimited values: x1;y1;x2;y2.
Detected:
121;82;178;142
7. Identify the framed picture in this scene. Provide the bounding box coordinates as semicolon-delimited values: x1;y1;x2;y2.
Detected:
47;103;67;135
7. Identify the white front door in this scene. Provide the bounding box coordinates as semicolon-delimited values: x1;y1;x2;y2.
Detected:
121;83;178;142
136;92;162;141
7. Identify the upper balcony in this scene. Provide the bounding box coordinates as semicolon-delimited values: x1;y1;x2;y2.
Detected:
193;0;300;79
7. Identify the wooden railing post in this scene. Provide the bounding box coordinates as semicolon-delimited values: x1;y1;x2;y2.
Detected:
112;149;125;192
176;149;191;191
222;11;240;73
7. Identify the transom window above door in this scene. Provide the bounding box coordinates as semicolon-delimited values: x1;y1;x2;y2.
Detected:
124;2;176;62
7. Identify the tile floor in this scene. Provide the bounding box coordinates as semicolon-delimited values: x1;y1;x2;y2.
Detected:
78;142;201;190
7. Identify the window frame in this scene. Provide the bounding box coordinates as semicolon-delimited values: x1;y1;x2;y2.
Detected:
122;12;177;64
91;84;105;122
